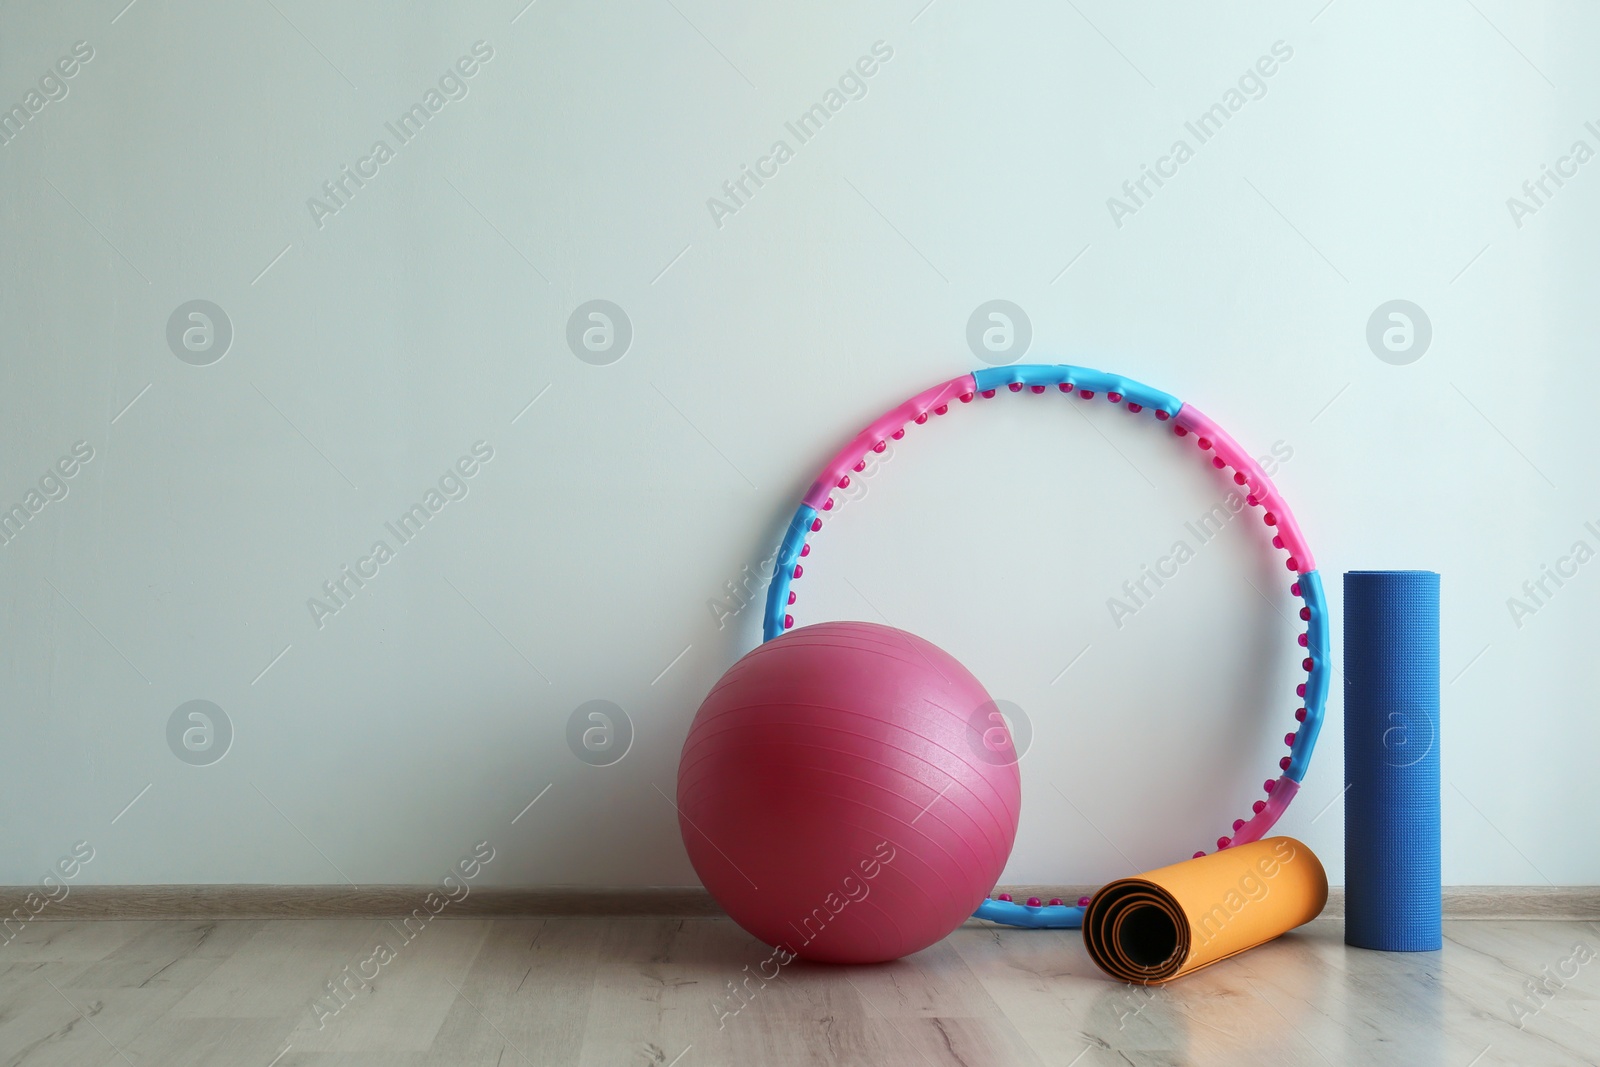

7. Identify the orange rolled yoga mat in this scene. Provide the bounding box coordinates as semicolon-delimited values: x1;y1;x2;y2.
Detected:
1083;837;1328;984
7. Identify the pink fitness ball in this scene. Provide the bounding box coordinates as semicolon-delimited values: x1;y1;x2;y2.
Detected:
677;621;1020;963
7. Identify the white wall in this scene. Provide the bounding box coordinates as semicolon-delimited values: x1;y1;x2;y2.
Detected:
3;0;1595;890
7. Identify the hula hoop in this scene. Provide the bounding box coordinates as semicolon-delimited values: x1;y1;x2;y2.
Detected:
758;364;1329;930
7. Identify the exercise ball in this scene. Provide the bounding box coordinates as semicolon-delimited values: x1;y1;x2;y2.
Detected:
677;621;1021;963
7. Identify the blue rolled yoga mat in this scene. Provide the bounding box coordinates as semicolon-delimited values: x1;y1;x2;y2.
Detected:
1344;570;1441;951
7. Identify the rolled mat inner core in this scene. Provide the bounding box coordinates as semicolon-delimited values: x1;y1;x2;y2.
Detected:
1085;882;1190;982
1116;898;1182;968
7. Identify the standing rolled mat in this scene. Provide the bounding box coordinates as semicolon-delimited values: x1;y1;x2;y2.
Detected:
1343;569;1441;951
1082;837;1328;984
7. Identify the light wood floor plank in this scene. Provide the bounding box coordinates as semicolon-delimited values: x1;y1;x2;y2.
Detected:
2;920;155;963
417;917;603;1066
291;918;491;1054
2;916;1596;1066
164;921;386;1021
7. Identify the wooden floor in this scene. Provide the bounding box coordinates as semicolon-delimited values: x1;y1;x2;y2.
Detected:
2;917;1596;1066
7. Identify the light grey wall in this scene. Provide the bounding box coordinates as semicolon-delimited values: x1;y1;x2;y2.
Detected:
2;0;1594;889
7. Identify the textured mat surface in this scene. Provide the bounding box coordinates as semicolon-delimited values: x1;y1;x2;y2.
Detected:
1082;837;1328;984
1344;570;1442;951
